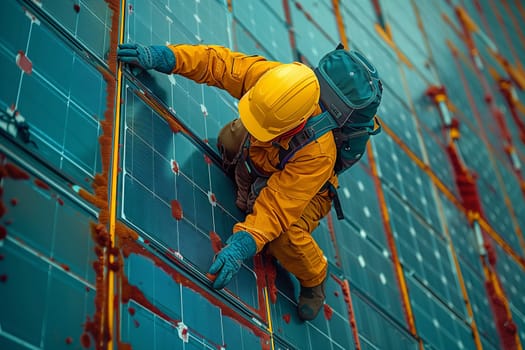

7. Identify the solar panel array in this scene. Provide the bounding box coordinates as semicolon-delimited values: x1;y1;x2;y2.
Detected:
1;0;524;349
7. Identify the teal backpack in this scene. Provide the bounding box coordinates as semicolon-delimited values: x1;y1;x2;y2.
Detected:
277;44;383;219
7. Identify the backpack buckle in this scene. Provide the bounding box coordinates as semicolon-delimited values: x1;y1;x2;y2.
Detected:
292;127;314;146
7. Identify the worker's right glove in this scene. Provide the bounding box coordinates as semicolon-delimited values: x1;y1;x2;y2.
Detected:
117;43;176;74
208;231;257;289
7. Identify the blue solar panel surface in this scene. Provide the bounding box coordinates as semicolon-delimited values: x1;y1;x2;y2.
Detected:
1;0;524;349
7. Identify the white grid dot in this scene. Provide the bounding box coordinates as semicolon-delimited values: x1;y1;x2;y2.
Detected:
358;255;366;268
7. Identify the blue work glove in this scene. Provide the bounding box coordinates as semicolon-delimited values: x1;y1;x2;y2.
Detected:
208;231;257;289
117;43;176;74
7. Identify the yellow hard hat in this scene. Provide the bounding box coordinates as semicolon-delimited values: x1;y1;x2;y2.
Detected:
238;62;320;142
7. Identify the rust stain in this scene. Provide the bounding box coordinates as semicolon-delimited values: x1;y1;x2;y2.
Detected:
4;163;30;180
282;314;291;324
113;294;119;312
253;255;270;321
80;333;91;348
108;261;120;272
209;231;223;254
208;192;217;206
205;273;217;283
181;327;188;337
16;51;33;75
167;118;183;133
263;255;278;304
75;0;121;347
121;275;178;325
98;133;113;177
333;276;361;350
485;271;520;350
0;226;7;240
118;343;132;350
170;200;183;220
34;178;50;190
116;221;139;241
323;304;333;321
78;188;107;209
0;203;6;219
92;223;111;248
171;160;179;174
484;242;497;266
85;222;112;349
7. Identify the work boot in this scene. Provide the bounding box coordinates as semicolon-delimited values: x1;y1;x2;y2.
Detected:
297;279;326;321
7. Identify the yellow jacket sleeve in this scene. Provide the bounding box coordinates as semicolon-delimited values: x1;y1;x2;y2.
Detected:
168;44;281;99
233;132;337;252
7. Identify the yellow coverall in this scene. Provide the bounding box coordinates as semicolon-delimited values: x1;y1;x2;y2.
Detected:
168;44;338;287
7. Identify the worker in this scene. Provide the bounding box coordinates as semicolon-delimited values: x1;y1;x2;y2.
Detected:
117;43;337;321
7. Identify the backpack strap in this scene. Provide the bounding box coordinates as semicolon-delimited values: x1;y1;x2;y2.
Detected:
277;111;338;169
319;182;342;220
277;115;381;170
240;137;269;178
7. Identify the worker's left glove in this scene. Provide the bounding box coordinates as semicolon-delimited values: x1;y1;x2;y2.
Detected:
117;43;176;74
208;231;257;289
